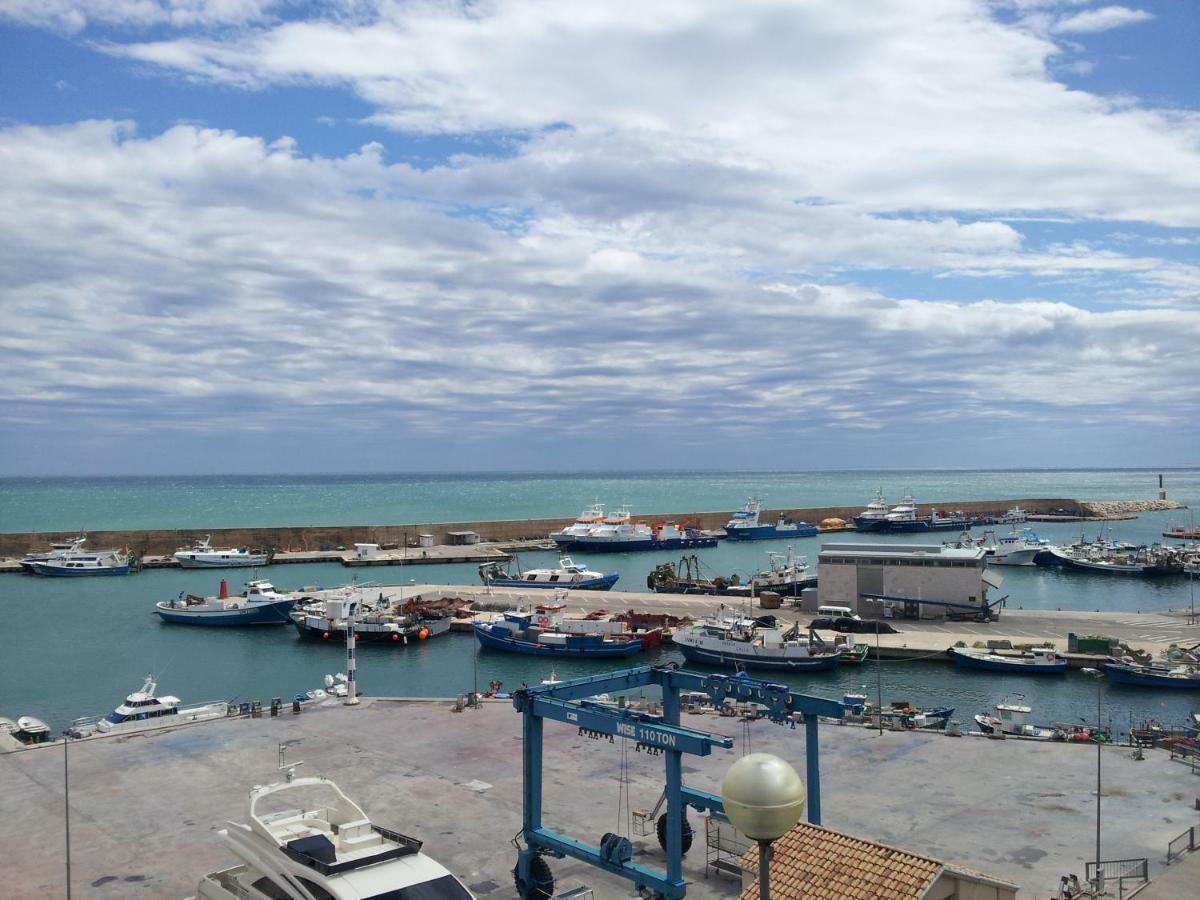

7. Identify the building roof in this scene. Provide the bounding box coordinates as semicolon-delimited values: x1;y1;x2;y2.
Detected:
738;822;943;900
820;542;985;561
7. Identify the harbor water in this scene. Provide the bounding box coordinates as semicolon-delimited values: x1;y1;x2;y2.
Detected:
1;469;1197;735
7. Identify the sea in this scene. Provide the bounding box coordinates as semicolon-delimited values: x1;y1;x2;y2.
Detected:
1;468;1197;736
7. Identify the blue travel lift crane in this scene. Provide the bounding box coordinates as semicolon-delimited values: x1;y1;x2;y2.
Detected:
511;664;845;899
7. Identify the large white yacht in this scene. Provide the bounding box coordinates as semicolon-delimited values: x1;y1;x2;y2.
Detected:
69;675;228;738
190;775;475;900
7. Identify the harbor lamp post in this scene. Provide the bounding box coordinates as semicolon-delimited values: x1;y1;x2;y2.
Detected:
722;753;807;900
1082;668;1105;894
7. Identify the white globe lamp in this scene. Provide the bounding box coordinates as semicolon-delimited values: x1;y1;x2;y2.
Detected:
721;753;806;899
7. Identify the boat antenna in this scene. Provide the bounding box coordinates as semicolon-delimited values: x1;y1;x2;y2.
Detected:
277;742;305;781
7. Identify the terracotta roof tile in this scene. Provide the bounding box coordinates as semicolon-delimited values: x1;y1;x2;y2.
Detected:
738;822;943;900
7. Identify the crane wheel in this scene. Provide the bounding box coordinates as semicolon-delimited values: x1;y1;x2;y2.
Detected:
513;855;555;900
656;812;694;855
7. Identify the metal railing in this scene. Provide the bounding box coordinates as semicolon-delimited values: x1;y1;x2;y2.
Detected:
1084;858;1148;899
1167;825;1197;862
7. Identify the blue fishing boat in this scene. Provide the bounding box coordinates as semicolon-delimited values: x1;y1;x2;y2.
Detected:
473;610;648;658
950;646;1067;674
155;580;296;626
723;498;818;541
478;555;619;591
1104;661;1200;689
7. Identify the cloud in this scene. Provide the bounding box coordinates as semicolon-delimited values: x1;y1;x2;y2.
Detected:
1051;5;1154;34
0;0;282;32
89;0;1200;229
0;119;1196;472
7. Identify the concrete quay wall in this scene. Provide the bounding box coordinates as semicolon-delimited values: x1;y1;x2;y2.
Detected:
0;496;1081;557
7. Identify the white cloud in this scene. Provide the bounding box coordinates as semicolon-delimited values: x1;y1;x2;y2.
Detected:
91;0;1200;228
0;0;282;32
1051;5;1154;34
0;119;1196;468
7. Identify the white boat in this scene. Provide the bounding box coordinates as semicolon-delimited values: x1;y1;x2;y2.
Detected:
973;701;1059;739
189;774;475;900
724;498;818;541
551;505;716;552
994;506;1028;524
69;675;228;738
174;535;270;569
27;541;132;576
852;489;890;531
156;580;297;625
14;715;52;745
988;527;1047;566
478;555;619;590
19;536;87;572
549;501;608;544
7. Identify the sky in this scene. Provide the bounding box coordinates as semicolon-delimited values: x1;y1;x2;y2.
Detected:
0;0;1197;475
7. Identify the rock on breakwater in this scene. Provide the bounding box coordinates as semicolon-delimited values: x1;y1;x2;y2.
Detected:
1079;499;1187;517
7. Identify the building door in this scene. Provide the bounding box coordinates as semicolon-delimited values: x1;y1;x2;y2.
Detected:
856;566;883;606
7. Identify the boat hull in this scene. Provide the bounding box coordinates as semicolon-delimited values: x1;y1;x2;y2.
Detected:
988;548;1041;566
175;555;269;569
676;642;841;672
552;536;717;552
294;616;452;643
28;562;131;576
950;649;1067;674
473;623;644;657
481;573;619;591
155;599;295;626
725;524;818;541
1104;663;1200;689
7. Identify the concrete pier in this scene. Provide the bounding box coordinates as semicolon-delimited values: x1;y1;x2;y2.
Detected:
3;697;1197;899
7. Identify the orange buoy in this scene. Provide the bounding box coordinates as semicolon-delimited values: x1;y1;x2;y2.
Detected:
418;628;429;640
322;631;330;639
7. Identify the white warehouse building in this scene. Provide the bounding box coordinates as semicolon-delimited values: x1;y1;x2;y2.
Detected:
816;543;1003;620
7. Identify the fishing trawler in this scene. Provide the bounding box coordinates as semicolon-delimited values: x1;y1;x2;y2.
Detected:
724;498;818;541
472;607;656;658
156;579;297;625
293;590;453;645
550;504;716;551
672;614;842;672
27;540;132;576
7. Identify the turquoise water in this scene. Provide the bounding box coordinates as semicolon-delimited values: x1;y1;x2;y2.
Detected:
1;468;1196;532
1;470;1197;734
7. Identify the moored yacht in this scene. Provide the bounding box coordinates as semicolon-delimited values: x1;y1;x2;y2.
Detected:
551;505;716;552
478;554;619;591
174;535;270;569
69;675;228;738
190;774;474;900
987;527;1048;566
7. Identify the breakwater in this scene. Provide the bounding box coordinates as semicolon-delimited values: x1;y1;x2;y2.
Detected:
0;497;1088;557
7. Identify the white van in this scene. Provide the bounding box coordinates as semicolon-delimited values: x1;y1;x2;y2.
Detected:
817;605;856;619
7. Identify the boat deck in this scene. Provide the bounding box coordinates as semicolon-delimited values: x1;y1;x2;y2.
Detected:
3;698;1198;899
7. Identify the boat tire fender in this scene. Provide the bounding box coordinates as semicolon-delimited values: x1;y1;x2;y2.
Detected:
513;855;555;900
656;811;694;855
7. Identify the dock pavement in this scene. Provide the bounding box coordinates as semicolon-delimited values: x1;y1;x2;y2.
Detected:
3;698;1198;899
